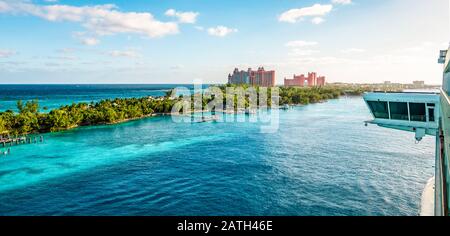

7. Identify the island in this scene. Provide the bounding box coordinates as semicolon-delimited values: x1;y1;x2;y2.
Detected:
0;85;368;138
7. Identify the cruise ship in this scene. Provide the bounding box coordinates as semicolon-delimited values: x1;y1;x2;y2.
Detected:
363;48;450;216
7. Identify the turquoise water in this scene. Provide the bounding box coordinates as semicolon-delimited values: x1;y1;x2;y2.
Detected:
0;97;434;216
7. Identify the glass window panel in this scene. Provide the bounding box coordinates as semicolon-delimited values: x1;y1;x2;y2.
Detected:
389;102;409;120
367;101;389;119
410;103;426;122
429;108;435;122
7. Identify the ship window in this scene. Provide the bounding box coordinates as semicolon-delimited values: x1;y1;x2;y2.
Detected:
427;103;435;107
389;102;409;120
410;103;426;122
367;101;389;119
429;108;435;122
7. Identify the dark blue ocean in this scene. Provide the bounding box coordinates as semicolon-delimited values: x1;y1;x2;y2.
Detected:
0;84;204;112
0;85;435;216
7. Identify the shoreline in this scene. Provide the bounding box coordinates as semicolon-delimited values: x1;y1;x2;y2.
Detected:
0;86;368;137
4;99;358;138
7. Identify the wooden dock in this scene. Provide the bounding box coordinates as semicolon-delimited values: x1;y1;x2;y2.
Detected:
1;135;44;156
1;135;44;147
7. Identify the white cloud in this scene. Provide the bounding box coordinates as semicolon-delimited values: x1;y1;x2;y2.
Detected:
48;55;77;61
279;4;333;23
311;17;325;25
207;26;237;37
341;48;366;54
285;40;318;47
403;42;435;52
332;0;352;5
0;49;16;58
165;9;199;24
80;37;99;46
0;1;179;38
0;1;11;12
289;49;320;56
170;64;185;70
57;48;75;54
286;41;319;58
194;26;204;31
108;50;140;58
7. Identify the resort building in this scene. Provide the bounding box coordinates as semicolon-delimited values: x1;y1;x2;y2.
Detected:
228;67;276;87
413;81;426;88
284;72;326;87
228;68;251;85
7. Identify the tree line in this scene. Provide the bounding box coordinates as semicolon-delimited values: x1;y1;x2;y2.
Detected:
0;97;177;136
0;85;367;136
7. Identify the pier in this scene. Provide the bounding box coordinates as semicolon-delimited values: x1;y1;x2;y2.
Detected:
0;135;45;156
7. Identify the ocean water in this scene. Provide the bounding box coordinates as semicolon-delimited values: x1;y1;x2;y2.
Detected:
0;84;203;112
0;86;435;216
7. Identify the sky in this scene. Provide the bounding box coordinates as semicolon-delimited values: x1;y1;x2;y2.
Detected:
0;0;449;85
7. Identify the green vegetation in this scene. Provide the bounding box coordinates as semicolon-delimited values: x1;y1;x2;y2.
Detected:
213;84;368;105
0;97;176;136
0;85;369;136
279;85;369;105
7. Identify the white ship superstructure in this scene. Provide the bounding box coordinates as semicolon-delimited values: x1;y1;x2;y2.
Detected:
363;48;450;216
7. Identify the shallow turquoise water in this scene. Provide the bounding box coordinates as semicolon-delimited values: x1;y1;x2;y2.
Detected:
0;97;435;216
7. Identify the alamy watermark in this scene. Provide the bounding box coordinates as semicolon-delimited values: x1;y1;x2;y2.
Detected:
169;80;280;133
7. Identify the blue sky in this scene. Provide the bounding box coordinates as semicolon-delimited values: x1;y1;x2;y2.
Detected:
0;0;449;84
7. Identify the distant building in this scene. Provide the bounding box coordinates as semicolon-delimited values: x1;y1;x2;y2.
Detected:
228;68;250;85
284;72;326;87
413;81;425;87
316;76;326;87
228;67;276;87
327;81;437;92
